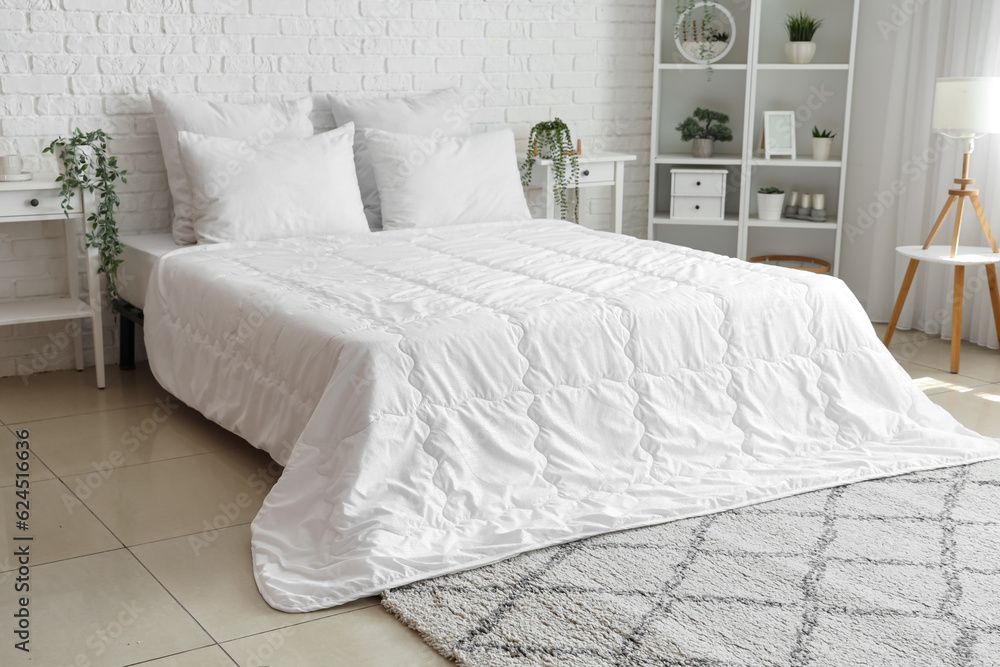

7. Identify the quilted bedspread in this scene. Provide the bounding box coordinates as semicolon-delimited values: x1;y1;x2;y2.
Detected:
144;220;1000;612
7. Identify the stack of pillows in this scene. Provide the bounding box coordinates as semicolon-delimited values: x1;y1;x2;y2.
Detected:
149;89;533;245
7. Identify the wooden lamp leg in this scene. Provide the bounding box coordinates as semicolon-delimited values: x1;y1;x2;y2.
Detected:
951;196;967;259
952;265;965;374
884;259;920;347
924;195;959;249
971;195;1000;253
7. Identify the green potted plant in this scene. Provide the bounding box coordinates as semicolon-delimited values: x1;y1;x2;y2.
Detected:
785;11;824;64
757;186;785;221
676;108;734;158
812;127;836;161
673;1;734;79
44;128;127;306
520;118;580;222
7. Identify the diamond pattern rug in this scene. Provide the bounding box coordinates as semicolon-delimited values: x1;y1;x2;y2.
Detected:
382;460;1000;666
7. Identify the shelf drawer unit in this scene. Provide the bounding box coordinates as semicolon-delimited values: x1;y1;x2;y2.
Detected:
670;168;728;221
0;176;105;388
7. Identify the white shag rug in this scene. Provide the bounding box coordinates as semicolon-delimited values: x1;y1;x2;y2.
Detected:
383;460;1000;666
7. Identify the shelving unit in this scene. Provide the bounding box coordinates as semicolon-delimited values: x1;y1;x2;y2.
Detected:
648;0;860;276
0;177;105;388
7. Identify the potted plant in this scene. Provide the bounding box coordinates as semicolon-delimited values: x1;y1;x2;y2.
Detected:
676;108;734;158
757;186;785;221
812;127;836;161
520;118;580;222
44;128;127;306
784;11;824;65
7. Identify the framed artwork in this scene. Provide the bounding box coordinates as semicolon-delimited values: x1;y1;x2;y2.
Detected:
762;111;796;160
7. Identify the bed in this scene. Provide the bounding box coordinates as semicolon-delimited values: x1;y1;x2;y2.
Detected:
140;218;1000;613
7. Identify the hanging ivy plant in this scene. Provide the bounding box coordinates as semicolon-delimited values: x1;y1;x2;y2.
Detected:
520;118;580;223
43;128;127;307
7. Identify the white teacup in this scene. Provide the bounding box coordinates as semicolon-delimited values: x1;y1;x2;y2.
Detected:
0;154;23;176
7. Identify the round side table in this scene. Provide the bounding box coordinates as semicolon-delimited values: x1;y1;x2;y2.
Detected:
883;246;1000;374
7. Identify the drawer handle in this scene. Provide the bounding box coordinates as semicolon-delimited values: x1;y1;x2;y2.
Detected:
29;199;39;207
696;181;702;186
695;205;701;210
582;170;590;177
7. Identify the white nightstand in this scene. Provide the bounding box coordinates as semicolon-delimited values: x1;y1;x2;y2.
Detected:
526;151;637;234
0;176;105;388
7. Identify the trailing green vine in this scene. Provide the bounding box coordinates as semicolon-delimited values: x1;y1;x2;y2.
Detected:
43;128;127;306
520;118;580;223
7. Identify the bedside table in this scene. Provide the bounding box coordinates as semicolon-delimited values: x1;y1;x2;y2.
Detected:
0;176;105;388
525;151;637;234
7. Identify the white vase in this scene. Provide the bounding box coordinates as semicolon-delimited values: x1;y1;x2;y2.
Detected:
812;137;833;161
681;41;728;63
757;193;785;221
785;42;817;65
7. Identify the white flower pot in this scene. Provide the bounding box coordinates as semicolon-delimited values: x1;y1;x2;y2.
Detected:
785;41;817;65
812;137;833;161
757;192;786;221
681;41;729;63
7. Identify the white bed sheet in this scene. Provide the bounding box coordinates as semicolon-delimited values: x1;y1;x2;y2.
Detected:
119;233;181;309
142;220;1000;612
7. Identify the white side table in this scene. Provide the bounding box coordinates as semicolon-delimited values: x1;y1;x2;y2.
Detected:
884;245;1000;374
0;176;105;388
525;151;637;234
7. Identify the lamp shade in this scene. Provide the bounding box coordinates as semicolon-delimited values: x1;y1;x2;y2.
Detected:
932;77;1000;137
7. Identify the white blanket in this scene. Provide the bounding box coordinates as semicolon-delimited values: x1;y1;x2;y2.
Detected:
144;220;1000;612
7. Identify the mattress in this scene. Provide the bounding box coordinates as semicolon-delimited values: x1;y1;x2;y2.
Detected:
142;220;1000;612
118;233;180;309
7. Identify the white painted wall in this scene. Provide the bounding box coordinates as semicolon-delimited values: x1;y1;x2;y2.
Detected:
0;0;656;378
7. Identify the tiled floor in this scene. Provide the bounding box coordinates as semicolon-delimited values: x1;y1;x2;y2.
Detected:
0;325;998;666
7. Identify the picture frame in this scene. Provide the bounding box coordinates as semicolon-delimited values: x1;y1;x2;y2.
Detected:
761;111;797;160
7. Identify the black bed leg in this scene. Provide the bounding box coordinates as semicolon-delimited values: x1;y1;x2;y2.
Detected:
120;315;135;371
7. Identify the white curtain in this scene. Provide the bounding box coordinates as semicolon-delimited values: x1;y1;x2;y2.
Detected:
867;1;1000;349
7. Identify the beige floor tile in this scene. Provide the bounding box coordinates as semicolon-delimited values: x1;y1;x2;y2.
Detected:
22;402;249;478
132;523;377;643
0;549;212;666
0;426;55;487
873;322;938;345
897;361;992;396
890;338;1000;382
0;363;165;423
0;478;120;572
128;645;237;666
66;445;275;546
930;387;1000;438
222;605;450;667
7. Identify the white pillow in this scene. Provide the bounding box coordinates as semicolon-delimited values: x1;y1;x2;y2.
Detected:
363;128;531;230
177;124;368;244
327;90;471;231
150;90;314;245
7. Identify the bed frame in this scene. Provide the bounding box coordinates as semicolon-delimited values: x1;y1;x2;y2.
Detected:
113;298;143;371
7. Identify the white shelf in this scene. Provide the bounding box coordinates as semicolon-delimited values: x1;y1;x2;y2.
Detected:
756;63;850;71
751;157;843;168
658;63;748;71
653;213;740;228
647;0;860;277
747;216;839;230
654;153;742;166
0;297;94;326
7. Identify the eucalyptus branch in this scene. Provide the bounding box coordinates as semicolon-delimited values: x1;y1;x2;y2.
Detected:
43;128;127;307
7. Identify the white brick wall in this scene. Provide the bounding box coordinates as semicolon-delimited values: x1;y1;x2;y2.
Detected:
0;0;655;379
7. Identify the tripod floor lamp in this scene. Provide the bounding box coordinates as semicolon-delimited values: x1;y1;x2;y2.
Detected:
884;77;1000;374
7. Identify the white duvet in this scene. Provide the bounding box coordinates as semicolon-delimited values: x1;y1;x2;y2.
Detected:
144;220;1000;612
